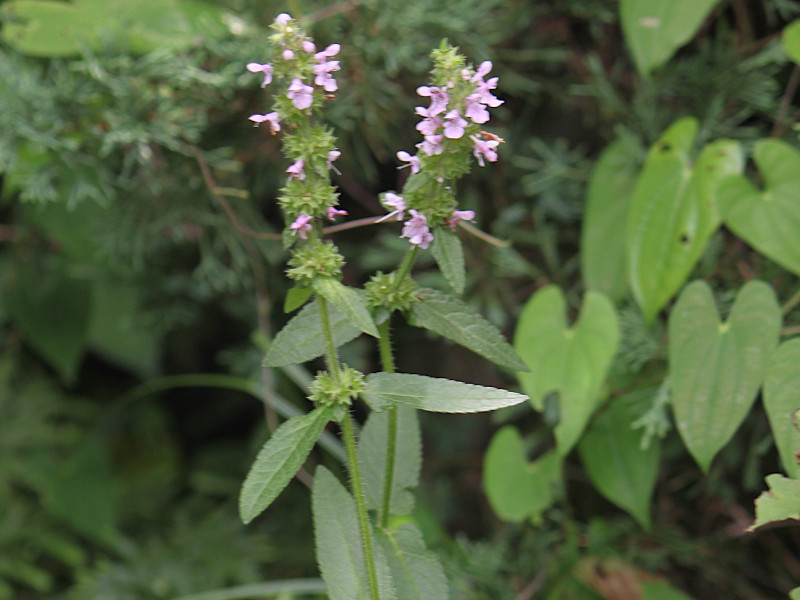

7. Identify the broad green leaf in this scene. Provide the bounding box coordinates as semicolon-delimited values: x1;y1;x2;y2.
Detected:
578;394;660;528
483;426;561;524
784;20;800;65
669;280;781;472
284;286;313;313
315;278;379;338
640;581;694;600
626;118;743;321
620;0;723;75
792;587;800;600
409;288;528;372
750;474;800;530
2;264;91;385
376;523;448;600
313;466;396;600
764;339;800;478
363;373;527;413
431;228;465;294
719;139;800;277
264;299;361;367
239;407;332;524
514;286;619;455
358;407;421;516
580;136;642;302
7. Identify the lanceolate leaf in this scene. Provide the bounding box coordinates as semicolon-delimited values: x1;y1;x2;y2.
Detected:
514;285;619;455
580;136;642;302
750;474;800;530
578;394;659;529
358;407;421;516
431;228;465;294
264;299;361;367
626;118;743;321
409;288;528;372
284;286;313;313
315;278;379;338
719;139;800;277
669;280;781;472
239;407;332;524
620;0;723;75
764;339;800;478
363;373;527;413
376;524;448;600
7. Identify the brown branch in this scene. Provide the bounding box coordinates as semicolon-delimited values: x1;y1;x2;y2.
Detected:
773;65;800;138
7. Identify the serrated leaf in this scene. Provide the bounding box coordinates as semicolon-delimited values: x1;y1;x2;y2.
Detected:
285;286;313;313
264;299;361;367
750;474;800;530
409;288;528;372
719;139;800;277
764;339;800;478
669;280;781;472
358;407;421;516
431;228;465;294
315;278;379;338
578;395;659;529
363;373;527;413
514;286;619;455
313;466;396;600
239;407;332;524
620;0;723;75
783;20;800;65
376;523;448;600
483;426;561;524
580;136;642;302
626;118;743;321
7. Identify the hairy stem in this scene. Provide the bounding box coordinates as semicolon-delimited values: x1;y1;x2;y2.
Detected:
378;319;398;528
317;295;342;381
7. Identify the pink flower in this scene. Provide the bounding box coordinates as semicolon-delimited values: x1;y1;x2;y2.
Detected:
248;111;281;134
286;158;305;180
397;151;420;174
314;44;341;61
401;210;434;249
447;209;476;230
470;135;499;167
290;214;313;239
464;94;490;124
302;40;316;53
313;59;340;92
246;62;273;87
327;206;347;220
377;192;406;222
417;134;444;156
282;49;295;60
275;13;291;24
327;150;341;169
415;107;443;136
416;85;449;116
443;110;468;139
287;78;314;110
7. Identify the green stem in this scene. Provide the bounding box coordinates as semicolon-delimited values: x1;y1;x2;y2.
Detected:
378;319;398;529
317;295;342;381
341;412;381;600
394;246;419;286
782;285;800;316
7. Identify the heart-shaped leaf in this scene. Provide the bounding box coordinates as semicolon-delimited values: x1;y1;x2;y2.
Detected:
627;118;743;321
514;286;619;455
483;426;561;524
620;0;723;75
750;474;800;530
719;139;800;277
764;339;800;478
669;280;781;472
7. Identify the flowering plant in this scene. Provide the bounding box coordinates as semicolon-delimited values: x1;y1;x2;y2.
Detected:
238;14;528;599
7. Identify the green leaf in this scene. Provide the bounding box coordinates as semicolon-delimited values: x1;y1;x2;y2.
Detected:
358;407;421;516
719;139;800;277
313;466;396;600
363;373;527;413
315;278;379;338
783;20;800;65
580;136;642;302
284;286;313;313
514;285;619;455
431;228;465;294
264;299;361;367
750;474;800;530
669;280;781;472
791;587;800;600
620;0;723;75
640;581;694;600
483;426;561;524
2;263;91;385
377;524;448;600
578;395;659;529
239;407;332;524
409;288;528;372
764;339;800;478
626;118;743;321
